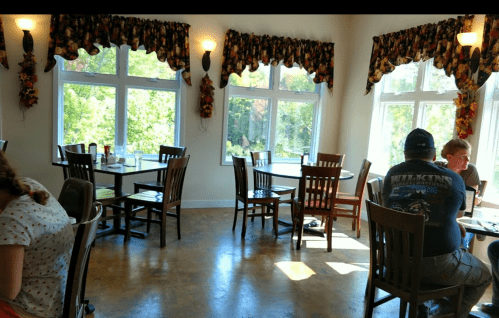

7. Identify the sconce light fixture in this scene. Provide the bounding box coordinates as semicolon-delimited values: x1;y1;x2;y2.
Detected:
15;18;36;53
457;32;480;74
202;40;216;72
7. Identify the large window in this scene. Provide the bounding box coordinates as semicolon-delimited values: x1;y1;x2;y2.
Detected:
53;44;183;159
368;59;458;174
221;62;323;164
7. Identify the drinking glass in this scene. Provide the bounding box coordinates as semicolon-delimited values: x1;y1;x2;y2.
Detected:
134;150;143;166
115;146;124;162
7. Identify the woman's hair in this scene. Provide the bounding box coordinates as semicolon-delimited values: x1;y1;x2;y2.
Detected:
441;139;471;159
0;152;48;205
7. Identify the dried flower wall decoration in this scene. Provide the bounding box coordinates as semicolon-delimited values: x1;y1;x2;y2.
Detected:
18;51;38;114
454;90;478;139
200;74;214;118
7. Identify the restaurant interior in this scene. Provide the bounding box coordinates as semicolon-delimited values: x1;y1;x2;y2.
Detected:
0;13;498;317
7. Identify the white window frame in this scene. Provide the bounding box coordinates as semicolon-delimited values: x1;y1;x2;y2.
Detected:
52;44;185;161
221;62;324;165
368;59;458;174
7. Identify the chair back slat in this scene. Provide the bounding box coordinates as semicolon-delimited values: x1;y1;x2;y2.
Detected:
250;151;273;190
367;177;383;205
157;146;186;185
316;153;345;167
232;156;249;200
366;201;425;297
299;166;342;215
162;155;189;209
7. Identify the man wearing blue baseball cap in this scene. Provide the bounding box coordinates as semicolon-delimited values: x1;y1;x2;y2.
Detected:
382;128;491;318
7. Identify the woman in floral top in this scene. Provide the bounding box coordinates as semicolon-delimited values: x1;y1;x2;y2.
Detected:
0;151;74;317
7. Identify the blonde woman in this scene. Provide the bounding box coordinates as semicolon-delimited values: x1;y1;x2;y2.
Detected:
0;152;74;317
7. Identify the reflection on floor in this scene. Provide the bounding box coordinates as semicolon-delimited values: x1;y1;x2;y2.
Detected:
85;206;494;318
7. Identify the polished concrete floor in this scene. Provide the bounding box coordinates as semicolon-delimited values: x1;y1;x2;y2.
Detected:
85;206;494;318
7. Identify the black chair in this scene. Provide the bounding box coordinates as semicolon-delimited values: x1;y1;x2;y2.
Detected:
58;178;94;225
232;155;280;239
63;205;102;318
0;139;8;152
133;145;186;193
124;156;190;247
464;185;476;218
364;200;464;318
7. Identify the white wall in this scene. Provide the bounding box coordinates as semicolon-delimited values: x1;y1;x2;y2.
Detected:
0;14;348;207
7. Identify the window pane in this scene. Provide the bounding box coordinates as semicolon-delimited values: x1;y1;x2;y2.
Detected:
126;88;176;154
424;65;457;92
421;103;455;157
274;101;314;159
63;46;116;75
225;97;269;160
229;64;270;89
382;103;414;169
383;62;419;93
128;49;176;80
63;83;116;147
279;65;316;92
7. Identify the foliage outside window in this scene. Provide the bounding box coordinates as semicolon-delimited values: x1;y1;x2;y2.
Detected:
368;59;458;174
54;44;181;158
222;62;322;164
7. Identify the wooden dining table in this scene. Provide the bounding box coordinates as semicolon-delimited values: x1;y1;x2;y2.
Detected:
253;163;355;237
52;159;169;238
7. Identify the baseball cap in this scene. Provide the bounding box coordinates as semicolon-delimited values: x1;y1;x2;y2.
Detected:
404;128;435;150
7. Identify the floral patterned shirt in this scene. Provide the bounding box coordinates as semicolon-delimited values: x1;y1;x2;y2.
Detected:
0;178;74;318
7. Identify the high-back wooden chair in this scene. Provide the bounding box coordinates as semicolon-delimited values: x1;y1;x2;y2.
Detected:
133;145;186;193
250;151;296;223
232;156;280;239
333;159;371;238
66;151;125;228
316;153;345;167
366;177;383;206
124;156;190;247
364;200;464;318
59;144;85;180
292;165;342;252
63;206;102;318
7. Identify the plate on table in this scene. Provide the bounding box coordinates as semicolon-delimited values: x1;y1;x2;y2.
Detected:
107;164;121;169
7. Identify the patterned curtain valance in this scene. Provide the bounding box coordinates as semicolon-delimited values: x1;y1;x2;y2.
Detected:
477;14;499;87
365;15;474;95
220;29;335;93
44;14;191;85
0;16;8;69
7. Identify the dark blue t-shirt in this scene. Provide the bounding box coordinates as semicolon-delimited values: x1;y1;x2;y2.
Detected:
382;159;466;257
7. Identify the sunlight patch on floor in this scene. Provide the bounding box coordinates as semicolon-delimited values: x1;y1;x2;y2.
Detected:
300;237;369;250
275;261;316;281
326;262;369;275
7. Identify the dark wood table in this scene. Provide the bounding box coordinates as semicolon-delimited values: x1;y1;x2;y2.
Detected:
457;206;499;238
253;163;355;237
53;159;169;238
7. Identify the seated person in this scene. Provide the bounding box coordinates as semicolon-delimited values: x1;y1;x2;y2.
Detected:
0;151;74;317
382;128;491;318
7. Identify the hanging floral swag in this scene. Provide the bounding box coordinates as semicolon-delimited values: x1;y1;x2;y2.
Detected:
18;51;38;113
454;87;478;139
200;74;214;118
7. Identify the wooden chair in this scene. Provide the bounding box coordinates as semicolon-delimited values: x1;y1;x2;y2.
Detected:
292;165;342;252
333;159;371;238
63;204;102;318
0;140;8;152
250;151;296;222
124;156;190;247
232;155;280;239
366;177;383;206
316;152;345;167
133;145;186;193
65;151;126;229
364;200;464;318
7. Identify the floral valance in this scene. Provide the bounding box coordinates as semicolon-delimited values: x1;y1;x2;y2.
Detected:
0;16;8;69
477;14;499;87
44;14;191;85
365;15;474;95
220;29;335;93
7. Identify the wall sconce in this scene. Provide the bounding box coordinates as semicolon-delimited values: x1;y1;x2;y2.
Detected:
15;18;36;53
457;32;480;74
202;40;216;72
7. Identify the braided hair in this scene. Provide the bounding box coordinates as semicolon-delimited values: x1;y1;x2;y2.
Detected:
0;151;49;205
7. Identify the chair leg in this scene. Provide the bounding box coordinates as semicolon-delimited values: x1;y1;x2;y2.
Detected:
176;205;181;240
327;215;333;252
160;208;166;248
261;204;266;228
124;202;131;243
273;201;279;238
291;203;297;239
232;200;239;232
296;212;305;250
241;206;248;238
364;276;376;318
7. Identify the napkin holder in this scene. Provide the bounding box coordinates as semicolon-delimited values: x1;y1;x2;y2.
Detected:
107;155;116;164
